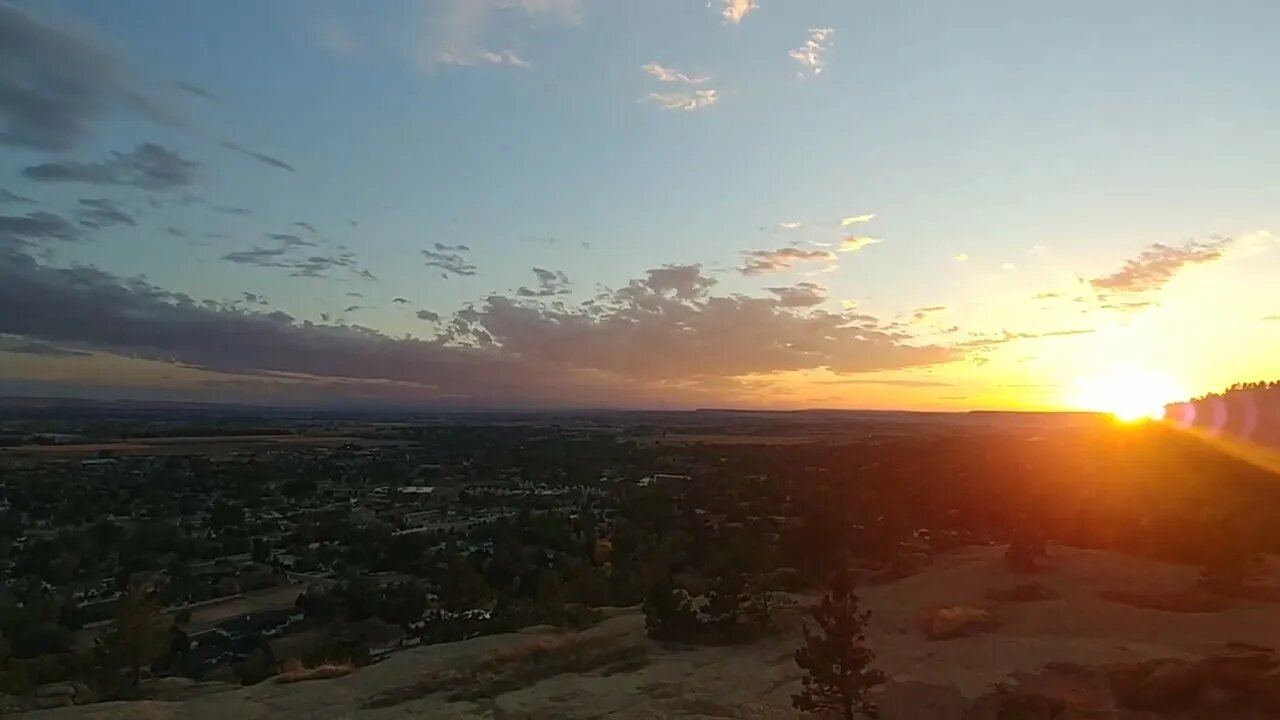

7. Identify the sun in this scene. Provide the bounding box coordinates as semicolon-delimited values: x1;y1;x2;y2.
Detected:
1068;368;1183;423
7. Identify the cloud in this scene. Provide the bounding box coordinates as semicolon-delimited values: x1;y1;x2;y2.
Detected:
211;205;252;215
294;221;317;234
76;198;136;229
642;63;709;85
1002;262;1017;272
240;292;268;306
0;4;168;151
719;0;758;24
0;212;82;243
954;253;969;263
416;0;584;71
0;190;36;205
517;267;571;297
839;235;881;253
416;309;441;323
740;247;835;276
840;213;875;227
631;264;718;300
222;247;289;266
957;328;1094;349
777;221;803;230
393;297;410;304
422;246;477;277
23;143;199;190
1033;292;1061;300
176;81;216;101
817;377;954;388
911;305;947;322
267;233;315;248
219;242;373;281
222;141;295;172
645;90;718;111
167;227;187;238
1090;237;1234;296
790;28;834;76
0;250;956;407
1264;315;1280;322
767;282;826;307
0;334;90;357
1100;299;1156;313
343;304;368;313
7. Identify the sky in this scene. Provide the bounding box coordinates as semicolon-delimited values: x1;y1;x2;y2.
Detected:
1;0;1279;412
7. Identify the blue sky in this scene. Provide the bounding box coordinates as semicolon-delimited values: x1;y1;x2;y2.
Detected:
1;0;1278;410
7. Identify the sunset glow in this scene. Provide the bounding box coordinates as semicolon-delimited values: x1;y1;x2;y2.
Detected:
0;2;1278;410
1068;369;1184;423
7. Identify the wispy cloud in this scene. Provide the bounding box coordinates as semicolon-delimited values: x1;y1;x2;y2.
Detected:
954;253;969;263
740;247;836;275
417;0;583;71
778;221;803;230
0;190;36;205
718;0;758;24
443;48;531;68
423;245;477;277
77;198;136;229
645;90;718;111
517;267;572;297
0;4;170;151
1090;237;1234;296
176;81;216;101
767;282;826;307
23;143;198;191
790;28;834;76
840;213;874;227
0;212;82;243
222;141;295;172
839;235;881;253
642;63;709;85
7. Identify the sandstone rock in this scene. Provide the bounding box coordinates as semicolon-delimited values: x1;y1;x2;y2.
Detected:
922;606;1000;641
36;682;77;698
878;680;967;720
1127;659;1198;711
1252;667;1280;710
986;581;1059;603
34;694;74;710
147;676;198;701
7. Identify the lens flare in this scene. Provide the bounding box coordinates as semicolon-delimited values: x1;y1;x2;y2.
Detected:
1069;368;1183;422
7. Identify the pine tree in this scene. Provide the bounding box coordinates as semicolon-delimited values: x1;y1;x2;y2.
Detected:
793;569;884;720
98;585;166;689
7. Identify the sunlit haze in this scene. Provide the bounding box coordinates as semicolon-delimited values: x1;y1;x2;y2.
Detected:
2;0;1279;410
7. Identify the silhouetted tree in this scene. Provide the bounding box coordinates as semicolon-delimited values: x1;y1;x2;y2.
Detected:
98;585;166;688
793;569;884;720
